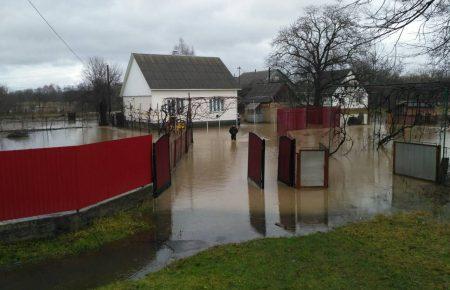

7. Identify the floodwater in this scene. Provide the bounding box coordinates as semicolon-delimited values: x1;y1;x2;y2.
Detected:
0;123;449;289
0;122;147;151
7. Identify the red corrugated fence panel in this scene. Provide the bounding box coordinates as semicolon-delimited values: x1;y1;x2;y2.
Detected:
153;134;171;196
307;106;323;125
277;136;296;186
77;135;152;208
277;108;307;135
0;135;152;222
248;132;265;188
0;147;80;221
322;107;340;128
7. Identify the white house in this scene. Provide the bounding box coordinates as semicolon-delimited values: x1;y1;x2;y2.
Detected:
120;53;239;125
323;69;369;124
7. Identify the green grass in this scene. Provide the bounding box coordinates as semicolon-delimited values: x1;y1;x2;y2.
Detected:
0;200;154;268
102;212;450;289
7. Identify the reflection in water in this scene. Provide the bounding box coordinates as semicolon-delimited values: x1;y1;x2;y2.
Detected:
248;185;266;236
392;174;450;219
1;123;449;289
278;189;296;232
298;190;328;226
154;190;173;242
277;189;329;233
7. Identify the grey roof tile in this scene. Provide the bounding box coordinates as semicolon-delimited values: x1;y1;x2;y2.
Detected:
132;53;239;90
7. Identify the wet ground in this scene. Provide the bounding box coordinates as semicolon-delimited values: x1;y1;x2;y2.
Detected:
0;123;449;289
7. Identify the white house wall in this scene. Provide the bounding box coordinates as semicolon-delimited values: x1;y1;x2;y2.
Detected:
153;90;237;122
123;96;153;121
123;90;238;123
122;57;152;97
331;86;368;109
328;72;368;109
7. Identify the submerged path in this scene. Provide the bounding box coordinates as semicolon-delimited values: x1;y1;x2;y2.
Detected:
1;123;448;289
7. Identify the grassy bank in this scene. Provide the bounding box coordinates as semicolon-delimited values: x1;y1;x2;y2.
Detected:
0;200;154;268
103;212;450;289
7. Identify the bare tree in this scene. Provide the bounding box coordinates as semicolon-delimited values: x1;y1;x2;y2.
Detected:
351;45;403;84
353;0;450;63
364;81;447;149
172;38;195;56
0;85;8;131
268;5;369;106
82;57;121;125
0;85;7;112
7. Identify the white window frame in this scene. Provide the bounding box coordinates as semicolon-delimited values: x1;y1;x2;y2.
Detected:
209;97;224;113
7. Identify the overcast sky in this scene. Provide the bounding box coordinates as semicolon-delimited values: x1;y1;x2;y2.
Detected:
1;0;424;91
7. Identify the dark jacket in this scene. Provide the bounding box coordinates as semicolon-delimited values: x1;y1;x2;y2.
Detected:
229;126;238;135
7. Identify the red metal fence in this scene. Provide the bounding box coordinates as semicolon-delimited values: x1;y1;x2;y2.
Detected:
169;128;193;171
153;134;171;196
322;107;341;128
306;106;323;125
0;135;153;222
278;106;340;135
248;132;265;188
278;136;296;186
277;108;307;136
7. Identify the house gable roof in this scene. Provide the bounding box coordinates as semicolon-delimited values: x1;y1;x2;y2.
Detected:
239;70;271;88
238;69;290;88
131;53;239;90
246;82;284;97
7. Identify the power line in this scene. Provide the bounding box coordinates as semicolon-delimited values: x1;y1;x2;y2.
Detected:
27;0;84;64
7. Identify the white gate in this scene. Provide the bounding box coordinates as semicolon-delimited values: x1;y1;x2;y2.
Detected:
296;149;329;188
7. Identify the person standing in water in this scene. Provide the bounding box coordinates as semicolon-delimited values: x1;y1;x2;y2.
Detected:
229;125;238;141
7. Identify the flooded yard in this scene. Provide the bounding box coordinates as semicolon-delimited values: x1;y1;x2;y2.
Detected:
0;123;449;289
0;122;147;151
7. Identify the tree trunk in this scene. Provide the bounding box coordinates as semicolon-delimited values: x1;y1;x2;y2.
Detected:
98;98;108;126
313;78;322;106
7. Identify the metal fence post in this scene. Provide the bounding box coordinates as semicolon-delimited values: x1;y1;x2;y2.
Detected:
443;88;448;158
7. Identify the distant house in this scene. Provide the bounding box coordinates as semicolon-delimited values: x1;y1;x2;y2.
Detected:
389;99;438;125
120;53;239;125
238;69;294;123
322;69;369;124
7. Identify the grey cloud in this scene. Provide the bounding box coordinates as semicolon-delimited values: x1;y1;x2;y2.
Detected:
0;0;328;89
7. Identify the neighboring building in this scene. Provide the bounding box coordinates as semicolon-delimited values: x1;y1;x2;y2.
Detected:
120;53;239;124
238;69;294;123
390;99;438;125
322;69;369;124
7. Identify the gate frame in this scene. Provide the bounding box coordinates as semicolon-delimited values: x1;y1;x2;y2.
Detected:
153;134;172;197
277;135;296;187
393;141;441;182
296;148;329;188
248;132;265;189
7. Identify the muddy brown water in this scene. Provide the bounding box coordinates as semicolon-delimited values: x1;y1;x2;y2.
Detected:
0;123;449;289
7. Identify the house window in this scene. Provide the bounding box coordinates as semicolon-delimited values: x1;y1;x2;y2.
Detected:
165;98;185;114
165;99;176;115
176;99;185;112
209;98;224;112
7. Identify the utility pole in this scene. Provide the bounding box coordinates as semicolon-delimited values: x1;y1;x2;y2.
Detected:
443;87;449;158
107;64;111;120
237;66;241;85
